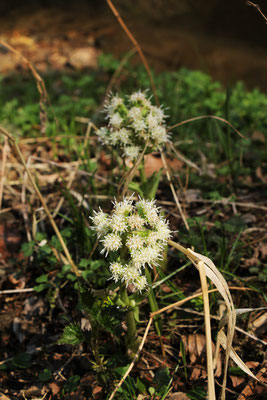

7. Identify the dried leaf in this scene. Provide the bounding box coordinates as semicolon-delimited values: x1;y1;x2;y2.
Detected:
168;392;191;400
230;375;245;387
218;330;267;386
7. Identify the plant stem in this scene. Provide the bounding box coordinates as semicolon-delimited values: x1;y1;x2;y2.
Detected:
120;284;139;354
145;267;165;357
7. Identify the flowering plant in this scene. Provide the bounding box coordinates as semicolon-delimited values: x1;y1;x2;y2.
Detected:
91;197;172;291
97;91;170;161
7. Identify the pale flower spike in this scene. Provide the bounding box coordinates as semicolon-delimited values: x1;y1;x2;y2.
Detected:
97;91;170;160
90;197;172;291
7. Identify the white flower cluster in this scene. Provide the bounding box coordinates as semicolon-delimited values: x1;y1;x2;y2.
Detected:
97;91;170;160
90;197;172;291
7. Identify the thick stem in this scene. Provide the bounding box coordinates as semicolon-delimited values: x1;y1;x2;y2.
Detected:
145;267;165;357
120;284;139;354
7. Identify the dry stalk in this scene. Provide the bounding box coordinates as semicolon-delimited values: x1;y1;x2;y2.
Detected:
120;141;148;198
0;136;9;208
106;0;159;106
0;125;80;277
198;261;216;400
160;150;189;230
246;1;267;22
103;48;137;104
0;40;49;134
168;115;244;138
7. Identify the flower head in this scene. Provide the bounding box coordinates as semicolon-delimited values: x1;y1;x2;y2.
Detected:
97;91;170;160
91;197;172;291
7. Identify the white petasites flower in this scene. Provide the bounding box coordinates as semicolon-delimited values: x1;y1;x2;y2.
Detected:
109;261;125;282
124;146;141;160
105;94;123;115
150;105;166;123
147;112;159;129
113;198;133;216
126;234;144;251
129;91;148;103
133;275;147;291
111;214;128;233
101;233;122;254
109;112;123;129
123;265;140;287
90;210;109;236
155;219;172;241
127;214;144;230
137;199;160;227
128;106;142;120
109;130;121;145
97;127;110;145
117;128;131;146
132;118;147;132
151;125;168;144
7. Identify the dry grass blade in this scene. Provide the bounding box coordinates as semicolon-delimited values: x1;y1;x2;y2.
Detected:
160;150;189;230
106;0;159;106
198;261;216;399
187;249;236;400
218;330;267;386
168;142;201;173
0;125;80;277
167;240;236;400
168;115;244;138
0;40;49;134
103;48;137;105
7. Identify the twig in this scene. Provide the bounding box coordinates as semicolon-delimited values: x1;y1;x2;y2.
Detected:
160;150;189;230
246;1;267;22
0;125;80;277
120;141;148;198
0;288;34;295
0;136;9;208
168;115;244;138
103;48;137;104
106;0;159;106
0;40;48;134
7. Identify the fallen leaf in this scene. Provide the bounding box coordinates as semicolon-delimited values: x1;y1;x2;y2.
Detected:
168;392;190;400
48;382;60;395
230;375;245;387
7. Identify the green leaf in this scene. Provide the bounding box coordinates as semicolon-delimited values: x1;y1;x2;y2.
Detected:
34;283;49;292
141;169;162;200
136;377;146;394
63;375;80;394
128;181;144;197
36;274;48;283
12;353;32;369
38;368;52;381
21;241;35;257
62;264;72;273
58;323;85;346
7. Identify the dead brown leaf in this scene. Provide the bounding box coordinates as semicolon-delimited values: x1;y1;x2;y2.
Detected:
168;392;190;400
230;375;245;387
144;153;183;177
181;334;222;378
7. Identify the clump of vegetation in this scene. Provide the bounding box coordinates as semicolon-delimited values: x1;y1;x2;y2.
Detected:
0;46;266;400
